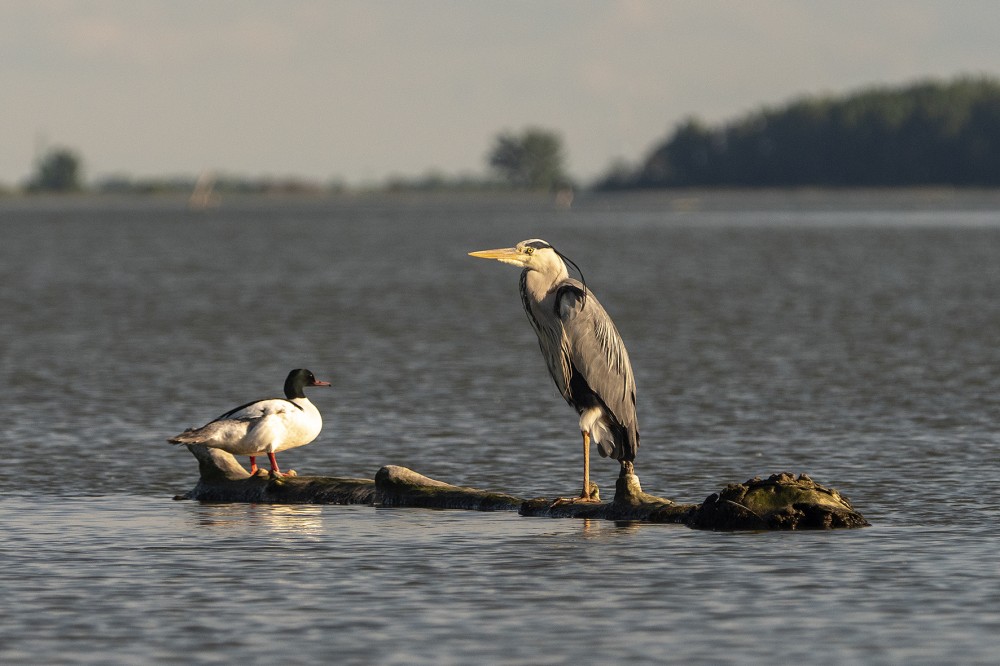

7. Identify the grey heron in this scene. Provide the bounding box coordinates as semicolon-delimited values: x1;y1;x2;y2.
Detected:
469;239;638;502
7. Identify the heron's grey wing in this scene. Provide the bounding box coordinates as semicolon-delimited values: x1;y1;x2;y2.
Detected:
521;271;574;401
544;327;574;404
555;281;638;430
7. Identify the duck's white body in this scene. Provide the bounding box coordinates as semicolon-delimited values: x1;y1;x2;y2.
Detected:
173;396;322;457
169;368;329;475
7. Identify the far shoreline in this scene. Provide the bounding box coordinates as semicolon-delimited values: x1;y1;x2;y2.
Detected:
2;186;1000;215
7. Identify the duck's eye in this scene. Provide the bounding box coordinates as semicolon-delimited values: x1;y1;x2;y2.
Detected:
524;247;534;255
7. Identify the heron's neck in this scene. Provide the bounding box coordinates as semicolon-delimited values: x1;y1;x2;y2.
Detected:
521;262;568;304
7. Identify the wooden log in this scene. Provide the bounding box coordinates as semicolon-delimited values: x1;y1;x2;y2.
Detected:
173;445;869;529
173;445;375;505
374;465;524;511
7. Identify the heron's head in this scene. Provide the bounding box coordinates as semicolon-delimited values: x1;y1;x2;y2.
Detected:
468;238;563;272
470;238;588;303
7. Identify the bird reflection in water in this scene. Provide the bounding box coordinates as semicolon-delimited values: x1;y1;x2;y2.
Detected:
190;503;325;536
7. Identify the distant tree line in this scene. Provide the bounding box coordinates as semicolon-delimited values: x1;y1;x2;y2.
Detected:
17;76;1000;196
599;76;1000;189
15;127;572;196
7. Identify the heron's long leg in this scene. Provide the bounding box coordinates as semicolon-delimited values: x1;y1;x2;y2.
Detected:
268;452;282;476
551;432;600;506
249;456;258;475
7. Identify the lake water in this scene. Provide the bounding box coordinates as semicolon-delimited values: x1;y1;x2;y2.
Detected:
2;190;999;664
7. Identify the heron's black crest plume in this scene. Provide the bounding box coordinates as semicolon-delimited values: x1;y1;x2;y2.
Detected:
553;247;588;306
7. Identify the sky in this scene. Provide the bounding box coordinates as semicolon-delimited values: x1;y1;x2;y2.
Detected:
4;0;1000;187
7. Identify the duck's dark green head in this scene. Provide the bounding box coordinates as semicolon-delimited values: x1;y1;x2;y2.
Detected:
284;368;331;399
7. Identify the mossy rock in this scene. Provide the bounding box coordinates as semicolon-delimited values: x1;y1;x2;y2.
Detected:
686;473;870;530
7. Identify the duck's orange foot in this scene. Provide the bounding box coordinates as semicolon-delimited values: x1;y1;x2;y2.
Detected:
267;469;296;479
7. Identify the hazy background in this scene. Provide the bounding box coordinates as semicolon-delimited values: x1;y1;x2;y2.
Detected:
4;0;1000;186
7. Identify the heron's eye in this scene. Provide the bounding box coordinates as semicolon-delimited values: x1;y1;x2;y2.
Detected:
524;247;534;255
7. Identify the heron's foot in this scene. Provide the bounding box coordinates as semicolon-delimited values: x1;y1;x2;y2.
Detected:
551;482;601;506
251;467;271;478
551;495;602;507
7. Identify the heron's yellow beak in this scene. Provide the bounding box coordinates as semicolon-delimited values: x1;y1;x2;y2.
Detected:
468;247;517;259
468;247;525;266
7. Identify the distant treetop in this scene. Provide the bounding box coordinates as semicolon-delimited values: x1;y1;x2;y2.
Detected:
598;75;1000;189
488;127;571;191
27;148;83;193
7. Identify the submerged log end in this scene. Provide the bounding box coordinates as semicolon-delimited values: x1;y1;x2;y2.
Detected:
686;472;871;530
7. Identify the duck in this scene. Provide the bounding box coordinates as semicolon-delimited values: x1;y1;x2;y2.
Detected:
168;368;330;477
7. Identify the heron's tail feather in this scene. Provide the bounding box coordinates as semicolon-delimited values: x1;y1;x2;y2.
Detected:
601;422;639;462
583;409;638;461
621;423;639;463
